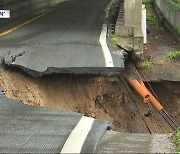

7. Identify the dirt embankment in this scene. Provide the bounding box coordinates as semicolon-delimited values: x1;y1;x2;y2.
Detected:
0;67;179;133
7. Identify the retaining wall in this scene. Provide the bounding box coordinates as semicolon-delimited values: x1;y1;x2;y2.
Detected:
154;0;180;41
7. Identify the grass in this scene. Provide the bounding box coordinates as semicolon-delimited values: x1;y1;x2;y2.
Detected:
176;130;180;153
175;28;180;35
146;6;164;31
167;50;180;58
172;128;180;153
147;12;155;20
142;0;152;10
146;12;161;25
110;35;119;45
153;24;164;31
143;60;153;68
142;0;152;5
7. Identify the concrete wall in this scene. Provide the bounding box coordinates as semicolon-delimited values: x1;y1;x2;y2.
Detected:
0;0;69;32
124;0;142;27
115;0;144;62
154;0;180;30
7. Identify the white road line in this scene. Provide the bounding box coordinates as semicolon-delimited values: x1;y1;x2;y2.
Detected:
60;116;94;153
99;24;114;67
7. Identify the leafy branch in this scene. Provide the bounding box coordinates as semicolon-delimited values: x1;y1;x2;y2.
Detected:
167;0;180;12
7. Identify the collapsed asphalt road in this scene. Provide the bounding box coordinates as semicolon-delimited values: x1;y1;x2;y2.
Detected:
0;0;178;153
0;91;175;153
0;0;124;76
0;91;109;153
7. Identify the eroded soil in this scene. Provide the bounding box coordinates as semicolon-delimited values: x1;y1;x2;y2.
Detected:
0;66;179;133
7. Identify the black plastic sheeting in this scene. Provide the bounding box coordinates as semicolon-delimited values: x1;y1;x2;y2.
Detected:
0;92;109;153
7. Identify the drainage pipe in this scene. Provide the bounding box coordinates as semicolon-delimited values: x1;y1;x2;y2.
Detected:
124;63;179;130
124;73;163;111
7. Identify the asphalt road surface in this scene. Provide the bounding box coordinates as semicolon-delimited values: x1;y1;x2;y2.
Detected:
0;0;124;76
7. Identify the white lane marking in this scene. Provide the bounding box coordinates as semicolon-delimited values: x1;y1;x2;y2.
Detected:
60;116;94;153
99;24;114;67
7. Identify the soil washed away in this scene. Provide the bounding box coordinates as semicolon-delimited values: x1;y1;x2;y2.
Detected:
0;67;179;133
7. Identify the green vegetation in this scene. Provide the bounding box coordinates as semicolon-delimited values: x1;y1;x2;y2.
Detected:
153;24;164;31
167;0;180;12
142;0;152;9
175;28;180;34
143;60;153;68
146;12;155;22
146;7;164;31
166;0;180;35
172;128;180;153
167;50;180;58
142;0;152;5
110;35;119;45
144;0;179;34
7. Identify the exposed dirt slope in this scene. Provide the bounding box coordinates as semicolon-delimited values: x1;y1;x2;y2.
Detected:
0;67;179;133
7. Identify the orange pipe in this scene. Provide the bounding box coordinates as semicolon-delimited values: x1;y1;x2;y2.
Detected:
149;93;164;111
124;73;150;102
124;73;164;111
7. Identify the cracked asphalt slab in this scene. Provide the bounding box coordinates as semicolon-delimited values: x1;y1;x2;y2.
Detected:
0;0;124;76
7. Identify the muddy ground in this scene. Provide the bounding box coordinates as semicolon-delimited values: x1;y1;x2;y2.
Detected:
0;66;179;134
